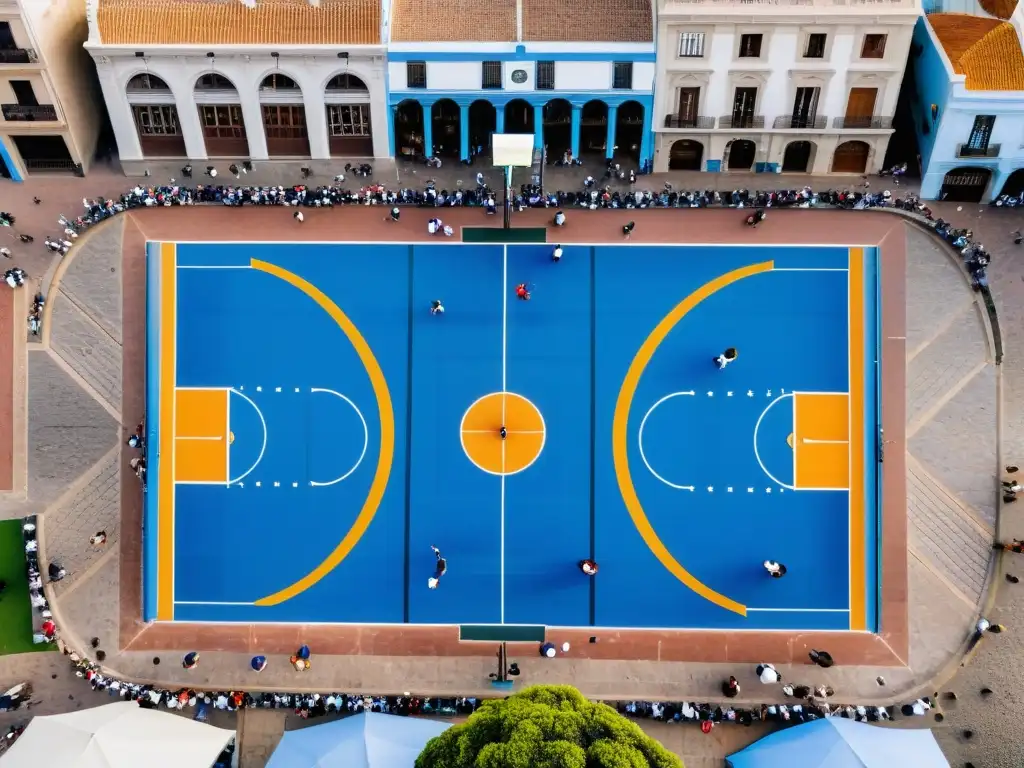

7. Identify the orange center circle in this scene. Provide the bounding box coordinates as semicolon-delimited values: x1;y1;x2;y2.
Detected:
460;392;546;476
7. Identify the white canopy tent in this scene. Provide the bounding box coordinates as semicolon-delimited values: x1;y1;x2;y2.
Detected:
0;701;235;768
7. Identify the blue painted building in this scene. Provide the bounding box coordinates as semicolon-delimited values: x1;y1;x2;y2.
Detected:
910;8;1024;201
383;0;656;167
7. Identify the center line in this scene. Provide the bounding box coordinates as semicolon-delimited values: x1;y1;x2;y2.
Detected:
500;244;508;625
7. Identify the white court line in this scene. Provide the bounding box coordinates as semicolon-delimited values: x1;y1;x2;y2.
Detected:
227;388;268;485
637;391;697;491
174;601;256;606
500;243;507;625
163;240;879;249
308;388;369;486
175;435;223;441
773;268;849;272
171;253;178;612
747;607;850;613
225;388;231;486
802;438;849;445
175;386;232;391
176;480;233;486
792;390;848;396
791;394;796;488
463;429;544;434
846;264;853;624
753;393;796;491
176;265;251;270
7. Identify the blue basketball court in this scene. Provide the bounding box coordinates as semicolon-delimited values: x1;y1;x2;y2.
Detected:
143;240;880;632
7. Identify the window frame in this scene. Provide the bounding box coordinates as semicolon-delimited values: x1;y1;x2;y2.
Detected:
860;33;887;59
966;114;996;151
612;61;634;90
678;31;706;58
803;33;827;59
481;61;503;90
133;105;181;136
406;61;427;89
327;104;371;137
536;60;555;90
738;33;763;59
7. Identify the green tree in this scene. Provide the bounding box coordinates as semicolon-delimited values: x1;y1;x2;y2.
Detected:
415;685;683;768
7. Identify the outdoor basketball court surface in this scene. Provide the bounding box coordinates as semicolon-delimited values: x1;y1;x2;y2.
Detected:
144;239;880;634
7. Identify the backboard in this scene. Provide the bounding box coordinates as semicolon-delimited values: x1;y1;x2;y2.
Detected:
492;133;535;167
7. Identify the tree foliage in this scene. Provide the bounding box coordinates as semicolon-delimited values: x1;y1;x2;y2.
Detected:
415;685;683;768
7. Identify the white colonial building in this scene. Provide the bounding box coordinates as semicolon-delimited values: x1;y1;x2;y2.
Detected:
85;0;390;169
653;0;920;175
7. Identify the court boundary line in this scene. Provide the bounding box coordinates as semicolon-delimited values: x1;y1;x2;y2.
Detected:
157;617;872;633
224;388;231;483
225;388;268;486
848;261;854;626
500;243;508;624
163;240;880;249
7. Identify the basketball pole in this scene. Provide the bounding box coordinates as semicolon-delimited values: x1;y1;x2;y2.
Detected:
503;165;512;230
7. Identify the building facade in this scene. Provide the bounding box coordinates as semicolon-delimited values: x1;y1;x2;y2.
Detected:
385;0;656;167
910;8;1024;202
0;0;103;181
653;0;919;175
85;0;390;168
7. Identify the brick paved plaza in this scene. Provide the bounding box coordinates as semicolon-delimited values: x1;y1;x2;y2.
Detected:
0;160;1021;767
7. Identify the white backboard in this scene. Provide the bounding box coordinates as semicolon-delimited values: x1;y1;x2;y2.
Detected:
492;133;535;167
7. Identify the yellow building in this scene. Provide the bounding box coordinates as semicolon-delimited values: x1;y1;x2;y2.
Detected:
0;0;103;180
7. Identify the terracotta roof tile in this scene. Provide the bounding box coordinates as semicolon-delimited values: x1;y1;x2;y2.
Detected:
390;0;516;42
978;0;1017;19
522;0;652;42
96;0;381;46
929;13;1024;90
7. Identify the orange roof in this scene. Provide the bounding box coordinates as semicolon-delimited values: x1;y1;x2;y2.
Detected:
96;0;381;46
979;0;1017;19
928;13;1024;90
390;0;516;42
522;0;652;42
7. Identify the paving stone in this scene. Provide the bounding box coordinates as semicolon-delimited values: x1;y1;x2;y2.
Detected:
55;546;120;655
57;219;125;344
906;554;977;675
50;295;122;414
904;228;974;350
907;305;989;425
28;351;118;507
46;450;120;597
910;365;999;526
908;463;991;604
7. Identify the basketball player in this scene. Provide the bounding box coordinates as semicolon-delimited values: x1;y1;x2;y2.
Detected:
430;300;445;315
622;221;635;238
428;545;447;589
499;426;507;439
763;560;787;578
714;347;738;369
516;283;531;301
552;245;563;262
579;559;599;576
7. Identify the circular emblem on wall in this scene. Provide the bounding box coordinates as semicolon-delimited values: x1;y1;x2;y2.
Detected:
511;69;528;84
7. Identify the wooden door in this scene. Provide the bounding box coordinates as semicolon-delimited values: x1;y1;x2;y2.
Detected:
845;88;876;120
678;87;699;123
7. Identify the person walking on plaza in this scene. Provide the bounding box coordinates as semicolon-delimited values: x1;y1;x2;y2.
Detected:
715;348;738;370
250;655;267;673
579;559;599;576
764;560;787;578
722;676;740;698
809;649;834;668
756;662;781;683
622;221;635;239
429;545;447;589
182;652;199;670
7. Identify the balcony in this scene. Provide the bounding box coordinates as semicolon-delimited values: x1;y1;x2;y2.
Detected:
0;47;37;64
773;115;827;130
719;115;765;129
663;115;716;129
1;104;58;121
956;143;1000;159
832;116;893;129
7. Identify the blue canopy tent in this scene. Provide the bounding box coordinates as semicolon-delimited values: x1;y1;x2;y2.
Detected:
727;718;950;768
266;711;452;768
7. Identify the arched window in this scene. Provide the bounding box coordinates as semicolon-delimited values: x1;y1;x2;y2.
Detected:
127;74;170;91
326;73;367;90
195;74;236;90
261;74;299;90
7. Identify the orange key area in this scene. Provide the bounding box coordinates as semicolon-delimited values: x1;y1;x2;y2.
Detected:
461;392;545;475
793;392;850;491
174;388;229;484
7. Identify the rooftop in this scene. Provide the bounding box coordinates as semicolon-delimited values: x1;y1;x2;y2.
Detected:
389;0;517;42
389;0;652;43
521;0;652;43
94;0;381;46
928;12;1024;90
978;0;1017;18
